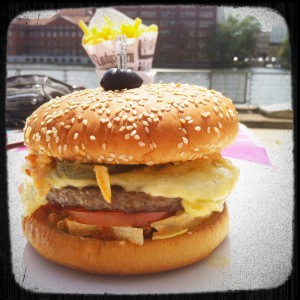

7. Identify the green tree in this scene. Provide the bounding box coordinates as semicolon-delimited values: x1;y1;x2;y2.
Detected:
278;38;291;68
205;15;261;67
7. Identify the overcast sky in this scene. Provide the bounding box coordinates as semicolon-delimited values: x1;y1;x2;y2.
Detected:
223;6;287;32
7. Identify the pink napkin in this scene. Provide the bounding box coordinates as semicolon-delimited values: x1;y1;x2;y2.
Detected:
221;124;272;166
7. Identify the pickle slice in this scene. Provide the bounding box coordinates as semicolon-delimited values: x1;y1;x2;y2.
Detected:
56;161;145;179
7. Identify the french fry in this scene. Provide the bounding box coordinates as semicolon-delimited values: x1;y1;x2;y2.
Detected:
78;17;158;46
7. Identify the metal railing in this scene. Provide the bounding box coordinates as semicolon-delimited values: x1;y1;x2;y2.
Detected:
7;64;291;105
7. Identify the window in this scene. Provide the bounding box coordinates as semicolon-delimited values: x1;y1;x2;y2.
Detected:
198;20;213;28
72;31;76;37
199;11;213;18
159;20;176;27
41;31;45;37
140;10;157;18
47;31;51;37
160;10;176;18
180;10;197;18
53;32;57;37
179;20;196;28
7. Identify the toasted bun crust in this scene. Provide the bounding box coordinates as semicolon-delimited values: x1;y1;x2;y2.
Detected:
24;83;238;165
22;204;229;274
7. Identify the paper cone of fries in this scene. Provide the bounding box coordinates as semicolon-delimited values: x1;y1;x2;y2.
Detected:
79;8;158;84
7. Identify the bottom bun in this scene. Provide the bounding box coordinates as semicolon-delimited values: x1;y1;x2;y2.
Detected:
22;204;229;275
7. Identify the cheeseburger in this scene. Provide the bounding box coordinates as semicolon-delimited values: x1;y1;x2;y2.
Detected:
21;83;239;274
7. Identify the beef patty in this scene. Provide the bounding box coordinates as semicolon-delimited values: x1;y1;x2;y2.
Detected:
46;185;183;214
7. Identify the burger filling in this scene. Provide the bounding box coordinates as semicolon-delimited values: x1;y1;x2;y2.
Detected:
21;153;239;245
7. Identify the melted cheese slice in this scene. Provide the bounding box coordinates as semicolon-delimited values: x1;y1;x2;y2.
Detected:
22;156;239;218
110;157;239;217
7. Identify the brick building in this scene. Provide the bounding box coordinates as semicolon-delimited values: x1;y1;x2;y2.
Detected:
116;5;223;67
7;8;96;65
7;5;223;68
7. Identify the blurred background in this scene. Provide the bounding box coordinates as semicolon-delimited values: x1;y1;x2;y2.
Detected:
6;5;291;108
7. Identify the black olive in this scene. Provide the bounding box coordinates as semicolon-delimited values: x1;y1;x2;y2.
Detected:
100;68;143;91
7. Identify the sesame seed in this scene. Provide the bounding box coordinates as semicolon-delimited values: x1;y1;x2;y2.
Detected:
182;137;189;144
126;125;134;130
75;145;80;152
219;113;223;119
125;133;130;140
65;125;71;129
109;153;116;158
207;127;211;133
226;112;230;119
218;122;223;128
114;117;121;122
134;135;140;140
100;118;107;123
145;127;150;133
58;145;62;154
90;135;96;141
178;142;184;149
78;115;83;121
180;118;186;124
119;126;125;132
81;143;86;150
102;143;107;151
127;117;135;122
107;158;114;162
180;151;185;157
74;133;79;140
131;130;137;136
83;119;88;126
182;128;187;134
214;127;220;134
139;142;145;147
71;118;75;124
195;126;201;131
107;122;112;129
201;112;211;118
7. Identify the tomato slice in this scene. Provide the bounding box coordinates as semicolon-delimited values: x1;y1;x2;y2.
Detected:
64;207;173;227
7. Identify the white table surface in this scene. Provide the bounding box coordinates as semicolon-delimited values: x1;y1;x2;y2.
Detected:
7;127;293;295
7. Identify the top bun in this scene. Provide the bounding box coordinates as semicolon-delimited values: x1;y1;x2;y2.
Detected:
24;83;238;165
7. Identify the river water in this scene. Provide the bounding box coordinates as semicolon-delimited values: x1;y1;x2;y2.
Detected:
7;66;291;106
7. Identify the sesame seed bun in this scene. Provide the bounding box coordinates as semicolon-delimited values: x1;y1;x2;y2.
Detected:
22;203;229;274
24;83;238;165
